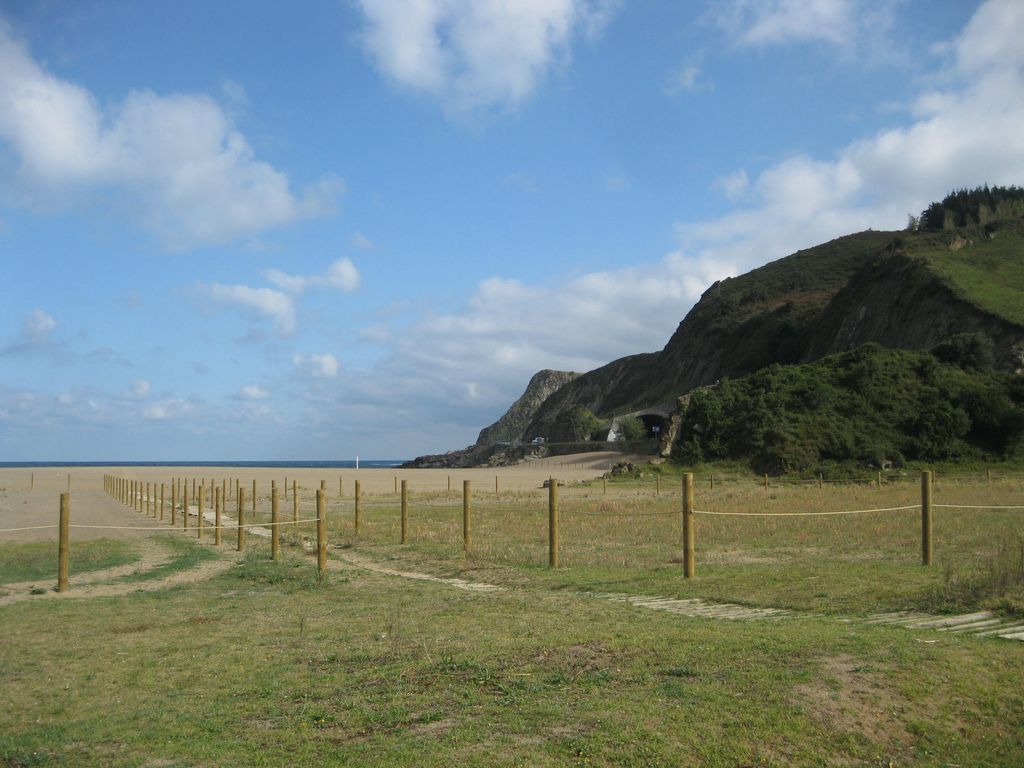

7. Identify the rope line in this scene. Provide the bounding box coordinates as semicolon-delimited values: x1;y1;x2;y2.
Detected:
933;504;1024;510
0;524;59;532
692;504;921;517
568;510;678;518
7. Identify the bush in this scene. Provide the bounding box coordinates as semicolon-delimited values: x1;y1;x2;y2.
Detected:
673;343;1024;472
554;405;606;442
615;416;647;441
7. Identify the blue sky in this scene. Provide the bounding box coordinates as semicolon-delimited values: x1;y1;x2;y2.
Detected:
2;0;1023;460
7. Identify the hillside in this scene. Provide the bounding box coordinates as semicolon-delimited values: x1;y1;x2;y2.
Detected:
675;343;1024;474
524;215;1024;441
406;189;1024;471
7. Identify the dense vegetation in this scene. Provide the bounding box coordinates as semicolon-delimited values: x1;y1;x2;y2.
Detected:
917;184;1024;231
674;343;1024;474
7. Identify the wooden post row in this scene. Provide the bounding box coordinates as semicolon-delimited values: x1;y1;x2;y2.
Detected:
463;480;471;553
271;481;280;561
316;489;327;577
237;486;246;552
401;479;408;545
58;492;70;592
921;470;933;566
548;477;558;568
354;480;362;534
683;473;695;579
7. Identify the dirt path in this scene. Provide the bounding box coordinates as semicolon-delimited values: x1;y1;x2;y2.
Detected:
331;549;1024;642
0;543;239;606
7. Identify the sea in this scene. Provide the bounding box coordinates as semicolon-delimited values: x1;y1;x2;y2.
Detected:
0;460;405;469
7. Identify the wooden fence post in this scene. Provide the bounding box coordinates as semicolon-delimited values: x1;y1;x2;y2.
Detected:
683;473;695;579
921;470;933;566
463;480;471;553
214;487;222;546
183;481;189;530
271;481;280;561
339;476;343;499
764;473;769;490
160;483;165;521
603;476;607;495
354;480;362;535
284;476;288;501
293;480;299;522
237;486;246;552
495;475;499;495
316;489;327;577
58;492;70;592
401;479;408;544
252;479;257;521
656;475;661;496
548;478;558;568
197;483;205;539
171;479;177;526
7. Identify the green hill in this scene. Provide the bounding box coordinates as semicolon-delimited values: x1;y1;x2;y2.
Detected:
675;343;1024;474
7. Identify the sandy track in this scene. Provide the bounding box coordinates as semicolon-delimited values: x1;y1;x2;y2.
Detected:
0;552;238;606
0;454;630;543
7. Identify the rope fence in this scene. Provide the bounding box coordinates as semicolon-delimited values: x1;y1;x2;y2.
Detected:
11;470;1020;591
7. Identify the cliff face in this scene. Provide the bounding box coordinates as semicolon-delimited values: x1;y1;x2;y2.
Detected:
522;224;1024;439
525;230;900;437
475;369;579;446
409;214;1024;465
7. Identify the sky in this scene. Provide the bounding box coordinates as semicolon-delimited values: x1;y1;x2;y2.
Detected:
1;0;1023;461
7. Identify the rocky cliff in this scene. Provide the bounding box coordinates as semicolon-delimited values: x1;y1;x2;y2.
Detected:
523;221;1024;440
407;198;1024;468
474;369;579;446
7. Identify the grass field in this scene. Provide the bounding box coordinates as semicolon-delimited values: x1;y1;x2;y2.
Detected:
2;469;1023;766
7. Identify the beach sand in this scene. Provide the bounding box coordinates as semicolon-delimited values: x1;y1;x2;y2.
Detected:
0;451;638;542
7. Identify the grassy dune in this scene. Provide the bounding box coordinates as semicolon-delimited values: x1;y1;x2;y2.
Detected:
2;471;1023;766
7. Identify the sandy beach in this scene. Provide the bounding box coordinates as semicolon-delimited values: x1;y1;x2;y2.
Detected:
0;452;635;543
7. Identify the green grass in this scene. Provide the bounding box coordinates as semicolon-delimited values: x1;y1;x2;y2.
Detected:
916;219;1024;325
317;473;1024;616
108;535;218;583
2;472;1023;765
0;538;138;583
1;546;1023;766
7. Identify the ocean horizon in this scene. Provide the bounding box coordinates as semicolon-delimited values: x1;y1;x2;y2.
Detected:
0;460;406;469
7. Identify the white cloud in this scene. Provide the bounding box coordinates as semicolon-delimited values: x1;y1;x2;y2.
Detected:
0;21;341;248
667;64;709;94
710;0;886;49
356;0;618;113
126;379;150;400
142;398;195;421
351;231;374;250
202;283;297;335
21;308;56;344
266;257;361;295
293;353;339;378
361;251;733;412
678;0;1024;273
713;169;749;201
239;384;269;400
